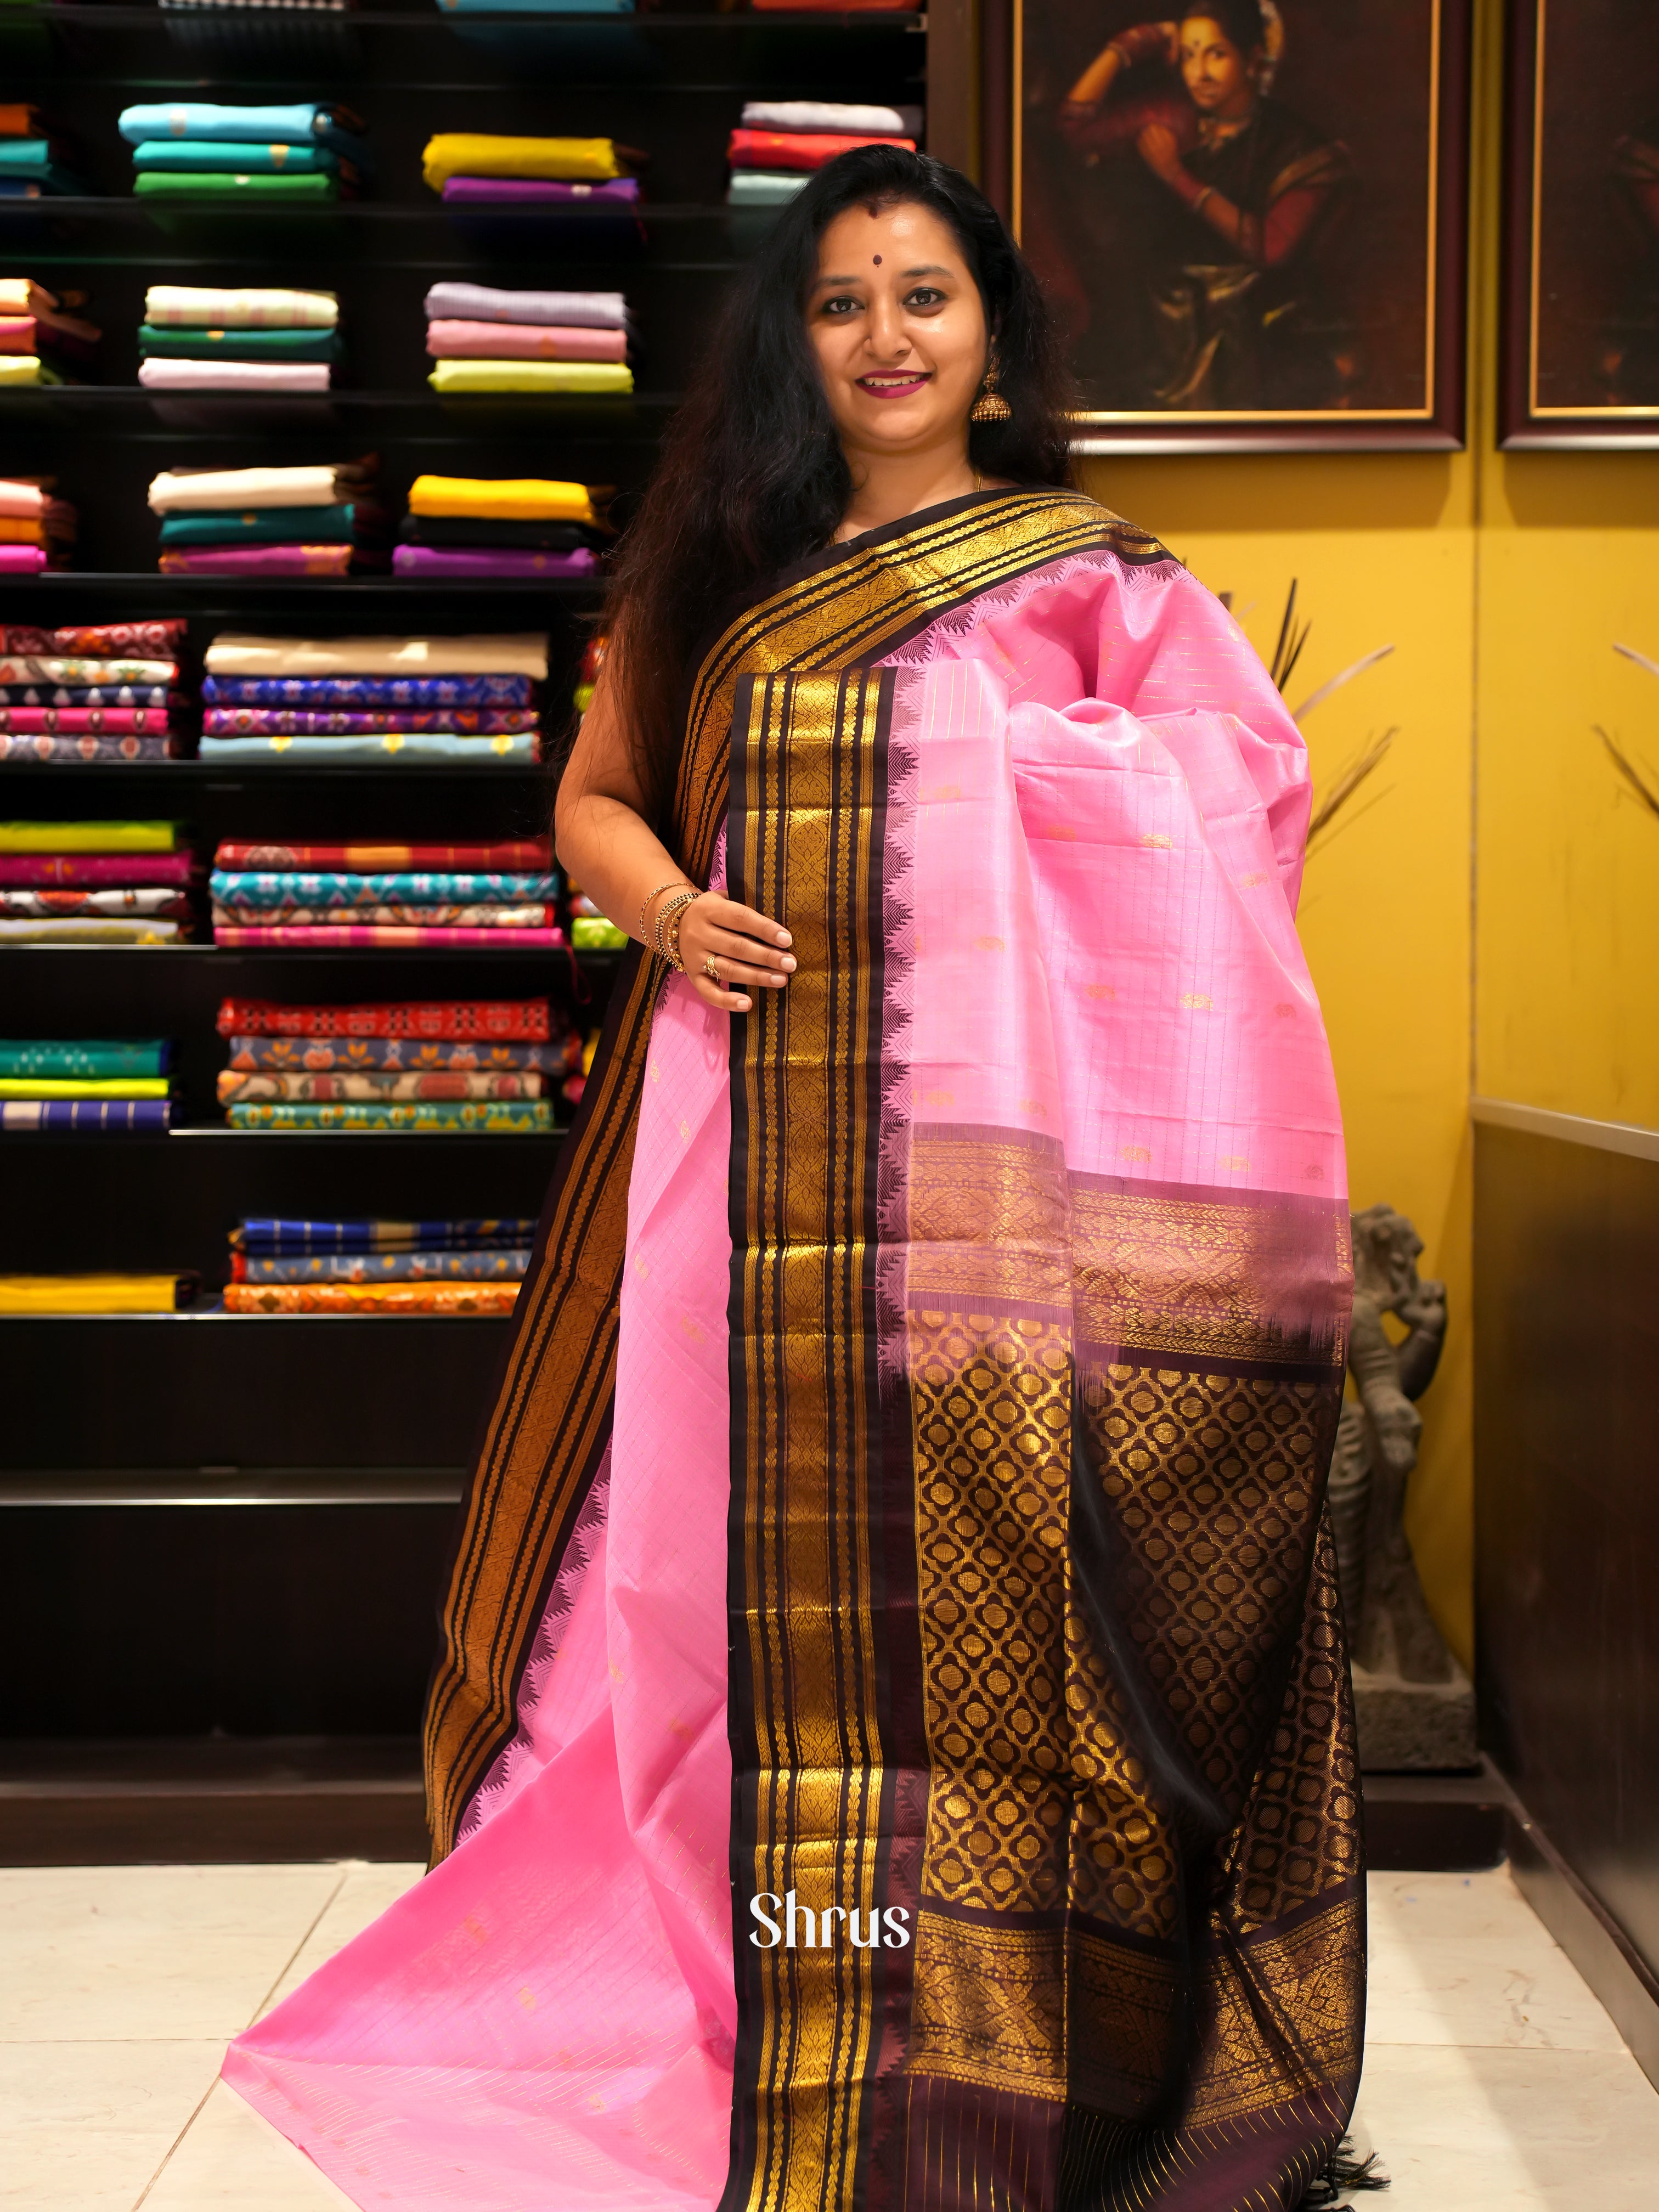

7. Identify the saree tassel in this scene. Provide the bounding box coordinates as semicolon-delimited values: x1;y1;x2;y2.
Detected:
1296;2139;1391;2205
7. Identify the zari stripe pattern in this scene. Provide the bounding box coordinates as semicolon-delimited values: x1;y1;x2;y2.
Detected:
723;665;890;2212
424;489;1146;1859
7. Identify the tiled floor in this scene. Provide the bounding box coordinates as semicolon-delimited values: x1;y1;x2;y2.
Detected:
4;1861;1658;2209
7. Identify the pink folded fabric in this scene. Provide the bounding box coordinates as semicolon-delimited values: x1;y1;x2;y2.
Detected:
157;545;353;576
424;320;627;362
0;853;196;887
138;360;332;394
212;925;567;949
0;706;172;734
0;546;47;573
0;482;46;520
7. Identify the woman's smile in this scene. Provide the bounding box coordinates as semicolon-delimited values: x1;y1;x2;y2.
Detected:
855;368;933;398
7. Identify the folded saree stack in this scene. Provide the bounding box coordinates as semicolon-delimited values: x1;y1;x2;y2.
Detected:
199;630;546;760
421;283;632;402
117;100;370;204
566;877;626;951
0;622;190;761
138;284;343;397
0;278;100;392
224;1215;537;1313
726;100;919;207
396;474;608;582
0;819;193;940
0;477;77;573
0;103;87;199
420;133;645;228
215;994;562;1132
149;460;380;575
211;843;564;950
0;1038;177;1132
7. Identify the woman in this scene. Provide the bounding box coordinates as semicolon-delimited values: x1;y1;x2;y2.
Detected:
224;148;1367;2211
1054;3;1354;409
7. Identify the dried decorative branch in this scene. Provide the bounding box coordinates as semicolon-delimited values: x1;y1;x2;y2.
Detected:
1292;644;1396;726
1307;729;1397;852
1613;640;1659;682
1595;726;1659;820
1268;578;1311;694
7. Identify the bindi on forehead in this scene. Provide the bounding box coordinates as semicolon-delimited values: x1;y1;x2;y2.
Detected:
873;254;882;265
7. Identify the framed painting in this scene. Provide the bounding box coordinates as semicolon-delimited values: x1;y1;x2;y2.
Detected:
991;0;1471;451
1503;0;1659;448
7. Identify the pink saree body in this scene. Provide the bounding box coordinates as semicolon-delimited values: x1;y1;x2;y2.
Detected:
227;492;1361;2212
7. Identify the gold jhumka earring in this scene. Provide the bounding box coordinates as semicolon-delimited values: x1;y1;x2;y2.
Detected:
969;354;1012;423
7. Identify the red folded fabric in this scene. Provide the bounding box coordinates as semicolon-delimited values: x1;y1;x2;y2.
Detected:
726;128;916;172
217;997;554;1040
0;622;185;655
216;841;551;871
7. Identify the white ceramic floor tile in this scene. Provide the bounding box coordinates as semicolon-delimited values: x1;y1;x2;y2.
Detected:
0;2037;222;2212
141;2080;356;2211
1368;1867;1565;1945
1365;1932;1628;2052
254;1861;422;2023
0;1866;345;2043
1357;2041;1659;2211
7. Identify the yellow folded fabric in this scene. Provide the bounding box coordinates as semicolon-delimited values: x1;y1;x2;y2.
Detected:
407;475;598;523
0;356;60;388
0;821;178;852
0;1274;182;1313
0;1077;171;1099
427;361;634;398
421;134;623;189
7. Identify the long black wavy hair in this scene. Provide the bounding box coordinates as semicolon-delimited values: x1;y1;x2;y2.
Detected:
600;145;1076;825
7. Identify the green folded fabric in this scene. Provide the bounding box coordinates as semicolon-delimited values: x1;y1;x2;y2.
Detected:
138;324;342;362
134;172;339;200
132;140;340;176
160;506;355;548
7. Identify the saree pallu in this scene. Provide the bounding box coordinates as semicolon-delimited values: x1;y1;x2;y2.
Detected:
225;490;1362;2212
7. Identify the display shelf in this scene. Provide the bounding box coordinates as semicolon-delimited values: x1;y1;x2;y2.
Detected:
0;0;936;1765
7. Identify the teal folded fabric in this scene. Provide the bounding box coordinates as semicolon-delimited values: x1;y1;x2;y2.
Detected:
160;506;356;548
0;141;54;174
0;1041;172;1078
138;325;342;362
132;140;341;175
117;103;370;168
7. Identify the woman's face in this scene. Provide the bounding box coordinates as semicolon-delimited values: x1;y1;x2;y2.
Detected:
1180;18;1257;117
806;200;988;461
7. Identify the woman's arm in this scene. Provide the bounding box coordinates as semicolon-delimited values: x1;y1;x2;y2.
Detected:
1136;126;1327;266
1064;21;1178;111
553;658;794;1013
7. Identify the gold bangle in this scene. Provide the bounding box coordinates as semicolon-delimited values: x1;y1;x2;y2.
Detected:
652;887;699;966
639;877;684;945
664;894;702;974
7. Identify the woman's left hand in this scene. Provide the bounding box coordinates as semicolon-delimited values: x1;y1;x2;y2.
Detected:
1136;122;1184;183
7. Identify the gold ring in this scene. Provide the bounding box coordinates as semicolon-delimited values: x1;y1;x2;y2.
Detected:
702;956;721;983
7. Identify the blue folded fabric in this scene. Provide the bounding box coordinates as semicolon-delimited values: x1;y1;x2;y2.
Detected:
198;732;538;763
117;103;371;168
132;140;342;176
0;171;84;199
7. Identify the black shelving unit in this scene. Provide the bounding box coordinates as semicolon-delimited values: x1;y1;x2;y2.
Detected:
0;0;936;1859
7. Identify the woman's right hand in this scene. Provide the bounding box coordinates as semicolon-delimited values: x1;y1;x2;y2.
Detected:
675;894;795;1014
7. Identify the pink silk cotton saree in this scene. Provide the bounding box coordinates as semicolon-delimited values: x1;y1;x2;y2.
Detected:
225;489;1363;2211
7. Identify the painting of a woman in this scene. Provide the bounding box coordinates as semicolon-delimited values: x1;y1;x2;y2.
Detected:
1031;3;1356;411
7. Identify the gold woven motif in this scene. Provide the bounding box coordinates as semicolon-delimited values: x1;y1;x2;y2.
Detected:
905;1128;1071;1315
1071;1182;1348;1367
1185;1895;1366;2129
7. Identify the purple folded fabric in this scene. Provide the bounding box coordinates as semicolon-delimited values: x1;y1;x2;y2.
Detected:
392;546;599;580
158;545;353;577
440;177;640;206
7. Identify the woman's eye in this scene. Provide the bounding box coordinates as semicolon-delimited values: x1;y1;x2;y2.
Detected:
822;295;861;317
905;288;946;310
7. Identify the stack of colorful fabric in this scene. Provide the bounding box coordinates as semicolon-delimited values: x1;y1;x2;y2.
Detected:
566;877;626;951
421;283;631;400
199;630;545;762
117;100;369;204
138;285;341;397
395;476;607;582
0;103;87;200
224;1216;536;1315
214;995;562;1133
0;820;193;940
211;845;563;950
0;478;76;573
0;623;189;762
0;279;100;390
726;100;919;207
421;133;644;222
149;460;379;576
0;1039;177;1133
